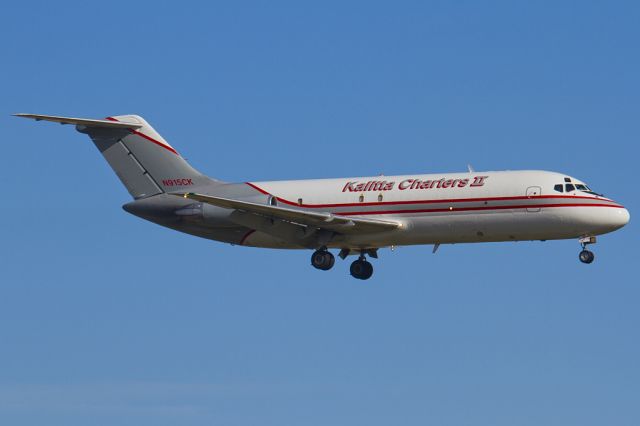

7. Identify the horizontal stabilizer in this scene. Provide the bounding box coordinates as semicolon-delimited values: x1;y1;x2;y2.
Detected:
13;113;143;129
174;192;401;233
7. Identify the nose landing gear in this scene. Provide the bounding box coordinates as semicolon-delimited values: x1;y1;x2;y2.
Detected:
578;236;596;264
579;250;595;264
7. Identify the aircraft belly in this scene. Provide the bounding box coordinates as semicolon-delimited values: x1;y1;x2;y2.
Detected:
403;211;548;243
165;223;251;245
328;209;576;248
178;206;613;250
240;231;303;249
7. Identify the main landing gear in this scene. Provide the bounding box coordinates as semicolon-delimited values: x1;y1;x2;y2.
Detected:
578;236;596;264
350;255;373;280
310;248;375;280
311;248;335;271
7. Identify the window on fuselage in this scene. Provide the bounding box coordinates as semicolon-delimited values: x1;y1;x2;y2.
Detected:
554;184;564;193
565;184;575;192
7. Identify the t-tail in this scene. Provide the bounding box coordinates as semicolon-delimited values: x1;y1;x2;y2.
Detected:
14;113;218;199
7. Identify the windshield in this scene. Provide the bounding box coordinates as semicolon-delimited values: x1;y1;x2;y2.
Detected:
554;179;603;196
575;183;601;196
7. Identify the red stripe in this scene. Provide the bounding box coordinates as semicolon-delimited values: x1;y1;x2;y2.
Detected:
337;203;624;216
131;129;179;155
239;229;255;245
244;182;620;209
245;182;270;195
106;116;180;156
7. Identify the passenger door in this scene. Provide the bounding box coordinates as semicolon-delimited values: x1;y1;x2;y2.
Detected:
526;186;542;212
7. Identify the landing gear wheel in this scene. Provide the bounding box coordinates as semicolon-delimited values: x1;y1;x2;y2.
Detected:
350;259;373;280
311;249;335;271
579;250;595;264
578;236;596;264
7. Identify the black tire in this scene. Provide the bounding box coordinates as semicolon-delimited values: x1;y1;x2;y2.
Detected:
325;251;336;271
579;250;595;264
323;252;335;270
361;261;373;279
350;259;373;280
311;250;335;270
311;251;323;269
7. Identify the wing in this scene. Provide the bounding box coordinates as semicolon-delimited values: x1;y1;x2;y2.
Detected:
175;192;401;233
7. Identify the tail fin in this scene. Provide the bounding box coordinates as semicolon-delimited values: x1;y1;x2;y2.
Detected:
15;113;218;199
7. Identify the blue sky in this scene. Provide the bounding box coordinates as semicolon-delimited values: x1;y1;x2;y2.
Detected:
1;1;638;425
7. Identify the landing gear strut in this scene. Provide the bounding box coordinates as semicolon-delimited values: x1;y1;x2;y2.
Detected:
311;248;335;271
578;236;596;264
350;254;373;280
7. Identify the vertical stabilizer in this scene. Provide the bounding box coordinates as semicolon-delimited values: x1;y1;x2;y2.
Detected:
15;113;218;199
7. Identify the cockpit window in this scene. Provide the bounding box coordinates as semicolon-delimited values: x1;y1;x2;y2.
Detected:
575;183;600;196
554;184;564;193
565;184;575;192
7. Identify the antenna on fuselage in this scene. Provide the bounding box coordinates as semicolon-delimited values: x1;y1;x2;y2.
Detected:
467;164;475;173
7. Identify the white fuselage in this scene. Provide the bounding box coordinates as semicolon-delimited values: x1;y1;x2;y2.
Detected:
239;170;629;249
21;113;628;257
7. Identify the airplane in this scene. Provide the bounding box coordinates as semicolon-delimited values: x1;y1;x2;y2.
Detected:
15;113;630;280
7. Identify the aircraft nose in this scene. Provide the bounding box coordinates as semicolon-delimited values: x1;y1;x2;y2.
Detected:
585;204;630;234
605;206;630;231
618;207;631;227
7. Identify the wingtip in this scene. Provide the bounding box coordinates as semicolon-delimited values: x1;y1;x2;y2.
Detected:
13;113;42;120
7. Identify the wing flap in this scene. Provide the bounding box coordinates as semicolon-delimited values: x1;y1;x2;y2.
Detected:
175;192;401;233
14;113;143;129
